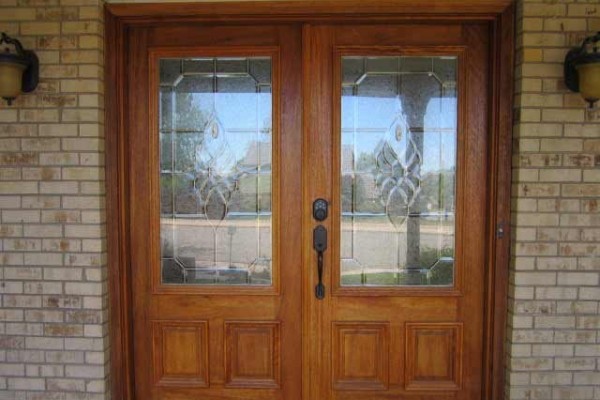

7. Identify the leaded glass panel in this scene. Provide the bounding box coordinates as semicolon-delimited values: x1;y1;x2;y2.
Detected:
159;57;273;285
340;56;457;287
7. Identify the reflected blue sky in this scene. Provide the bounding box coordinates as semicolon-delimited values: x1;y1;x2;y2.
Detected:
160;56;457;176
342;96;457;174
164;93;457;175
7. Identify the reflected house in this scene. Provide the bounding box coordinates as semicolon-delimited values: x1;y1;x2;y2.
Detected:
231;139;272;214
239;138;272;172
341;144;379;211
341;144;353;172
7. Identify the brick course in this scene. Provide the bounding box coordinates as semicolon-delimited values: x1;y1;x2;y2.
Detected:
0;0;107;399
508;1;600;399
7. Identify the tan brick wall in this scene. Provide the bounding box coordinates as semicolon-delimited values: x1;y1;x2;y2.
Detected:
508;0;600;399
0;0;599;399
0;0;108;399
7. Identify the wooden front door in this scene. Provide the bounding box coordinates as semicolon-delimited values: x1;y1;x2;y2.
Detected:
126;20;492;400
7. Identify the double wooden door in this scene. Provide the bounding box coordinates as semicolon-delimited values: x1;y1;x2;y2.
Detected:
127;21;491;400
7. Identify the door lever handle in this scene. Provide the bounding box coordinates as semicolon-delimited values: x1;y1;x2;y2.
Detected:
313;225;327;300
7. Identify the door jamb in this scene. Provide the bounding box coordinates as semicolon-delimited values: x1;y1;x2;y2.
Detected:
104;2;514;399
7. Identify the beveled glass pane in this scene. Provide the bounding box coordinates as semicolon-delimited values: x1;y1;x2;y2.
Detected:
159;57;273;286
340;56;457;287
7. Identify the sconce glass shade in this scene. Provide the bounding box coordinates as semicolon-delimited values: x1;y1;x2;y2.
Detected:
0;59;27;100
576;62;600;104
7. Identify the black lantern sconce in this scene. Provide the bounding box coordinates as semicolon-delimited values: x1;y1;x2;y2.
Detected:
564;32;600;109
0;32;39;106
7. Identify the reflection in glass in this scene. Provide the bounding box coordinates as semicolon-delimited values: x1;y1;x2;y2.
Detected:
340;56;457;287
159;57;273;285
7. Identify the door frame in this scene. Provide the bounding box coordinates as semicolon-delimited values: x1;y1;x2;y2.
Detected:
104;2;515;399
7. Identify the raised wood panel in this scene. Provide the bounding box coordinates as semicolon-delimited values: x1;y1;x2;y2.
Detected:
332;322;389;391
225;321;281;388
152;321;209;387
405;323;463;391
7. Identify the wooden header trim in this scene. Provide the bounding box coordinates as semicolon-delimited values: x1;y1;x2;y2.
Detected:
107;0;514;20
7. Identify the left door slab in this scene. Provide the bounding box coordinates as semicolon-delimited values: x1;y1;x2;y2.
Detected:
126;24;303;400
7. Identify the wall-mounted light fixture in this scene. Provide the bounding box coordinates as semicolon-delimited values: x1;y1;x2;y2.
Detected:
564;32;600;109
0;32;39;106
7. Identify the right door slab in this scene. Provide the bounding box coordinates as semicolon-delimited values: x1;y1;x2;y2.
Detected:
304;22;491;400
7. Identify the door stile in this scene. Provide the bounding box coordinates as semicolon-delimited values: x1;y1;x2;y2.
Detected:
302;23;335;400
276;23;305;400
